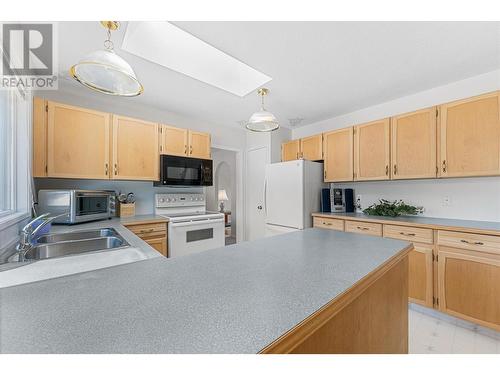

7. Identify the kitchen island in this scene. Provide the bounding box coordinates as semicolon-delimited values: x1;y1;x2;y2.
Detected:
0;228;412;354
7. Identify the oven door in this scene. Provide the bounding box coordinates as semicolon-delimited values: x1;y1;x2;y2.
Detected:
157;155;213;186
168;217;224;258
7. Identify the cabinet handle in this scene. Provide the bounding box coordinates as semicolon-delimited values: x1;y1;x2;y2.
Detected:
442;160;447;173
184;145;188;155
114;163;118;175
322;222;332;226
357;226;370;231
393;164;397;175
399;232;416;237
324;170;327;180
460;239;484;245
385;165;389;176
296;152;299;159
190;145;193;155
105;163;109;175
140;228;155;234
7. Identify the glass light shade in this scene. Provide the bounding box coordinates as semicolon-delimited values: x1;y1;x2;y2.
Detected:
218;189;229;201
245;110;279;132
70;50;143;96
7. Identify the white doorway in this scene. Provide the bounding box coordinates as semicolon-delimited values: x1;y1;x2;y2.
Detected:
245;146;269;241
206;146;239;245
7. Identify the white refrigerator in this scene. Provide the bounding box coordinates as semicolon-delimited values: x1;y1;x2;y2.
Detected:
264;159;326;237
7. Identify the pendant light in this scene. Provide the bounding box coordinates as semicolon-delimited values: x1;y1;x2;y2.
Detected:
246;88;279;132
70;21;143;96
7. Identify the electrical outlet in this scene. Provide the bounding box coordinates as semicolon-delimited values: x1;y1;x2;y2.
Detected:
442;196;451;206
356;195;362;211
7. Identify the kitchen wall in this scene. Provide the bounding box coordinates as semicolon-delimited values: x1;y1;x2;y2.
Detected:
294;69;500;222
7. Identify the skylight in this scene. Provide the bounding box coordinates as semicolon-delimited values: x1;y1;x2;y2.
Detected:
121;22;272;97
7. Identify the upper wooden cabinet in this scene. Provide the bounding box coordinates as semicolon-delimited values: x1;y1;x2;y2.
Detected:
282;140;300;161
300;134;323;161
188;130;211;159
323;127;353;182
281;135;323;162
32;97;47;177
354;118;390;181
160;125;188;157
160;125;211;159
47;101;111;179
439;91;500;178
391;107;437;179
112;115;159;181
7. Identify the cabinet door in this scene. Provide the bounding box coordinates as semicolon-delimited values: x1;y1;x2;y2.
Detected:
188;130;211;159
438;246;500;331
323;128;353;182
161;124;188;156
145;237;168;257
300;134;323;161
33;97;47;177
112;115;159;181
408;243;433;307
47;101;110;179
391;107;437;179
282;140;300;161
354;119;390;180
439;91;500;177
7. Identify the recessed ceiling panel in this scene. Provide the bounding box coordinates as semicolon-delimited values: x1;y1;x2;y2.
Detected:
121;21;272;97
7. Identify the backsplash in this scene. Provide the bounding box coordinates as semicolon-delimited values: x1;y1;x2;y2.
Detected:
332;176;500;222
34;179;203;216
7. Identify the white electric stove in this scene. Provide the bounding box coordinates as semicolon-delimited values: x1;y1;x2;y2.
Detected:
155;193;224;258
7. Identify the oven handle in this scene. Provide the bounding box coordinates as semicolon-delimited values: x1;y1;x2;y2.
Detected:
170;218;224;228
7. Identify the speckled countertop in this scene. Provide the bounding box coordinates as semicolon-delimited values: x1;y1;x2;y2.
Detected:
0;228;410;354
312;212;500;234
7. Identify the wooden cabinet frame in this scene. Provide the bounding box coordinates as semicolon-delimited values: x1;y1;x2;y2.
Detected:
408;243;434;307
323;127;354;182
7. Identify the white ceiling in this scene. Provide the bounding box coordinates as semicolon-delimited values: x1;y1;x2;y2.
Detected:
57;21;500;129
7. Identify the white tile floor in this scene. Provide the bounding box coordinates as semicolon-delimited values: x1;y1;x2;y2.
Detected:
409;305;500;354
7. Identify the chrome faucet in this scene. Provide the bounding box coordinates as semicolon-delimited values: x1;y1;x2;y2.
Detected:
17;212;69;260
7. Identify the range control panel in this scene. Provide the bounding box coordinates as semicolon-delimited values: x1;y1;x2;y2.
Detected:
155;193;205;208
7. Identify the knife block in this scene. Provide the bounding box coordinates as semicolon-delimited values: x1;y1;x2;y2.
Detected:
117;202;135;218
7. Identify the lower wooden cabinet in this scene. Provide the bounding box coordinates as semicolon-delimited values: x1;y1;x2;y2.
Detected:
407;244;434;307
437;246;500;331
123;221;168;257
345;220;382;237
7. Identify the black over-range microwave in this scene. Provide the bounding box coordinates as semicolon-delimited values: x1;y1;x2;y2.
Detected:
154;155;213;186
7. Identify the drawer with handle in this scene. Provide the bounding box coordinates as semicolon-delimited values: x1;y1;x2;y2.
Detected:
313;217;344;231
383;224;433;244
345;221;382;237
437;230;500;255
124;222;167;237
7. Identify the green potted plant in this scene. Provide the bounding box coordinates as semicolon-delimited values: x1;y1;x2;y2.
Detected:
363;199;424;217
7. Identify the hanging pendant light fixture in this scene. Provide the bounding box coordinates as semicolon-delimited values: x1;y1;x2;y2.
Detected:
246;88;279;132
70;21;144;96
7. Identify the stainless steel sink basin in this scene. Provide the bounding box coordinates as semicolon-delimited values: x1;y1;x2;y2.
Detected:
7;228;130;263
35;228;120;244
23;237;127;260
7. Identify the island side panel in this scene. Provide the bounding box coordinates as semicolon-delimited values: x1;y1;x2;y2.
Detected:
261;251;410;354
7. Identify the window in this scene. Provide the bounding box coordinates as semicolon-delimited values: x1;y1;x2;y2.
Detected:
0;89;31;228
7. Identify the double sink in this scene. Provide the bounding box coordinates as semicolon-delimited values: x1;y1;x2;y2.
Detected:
8;228;130;263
